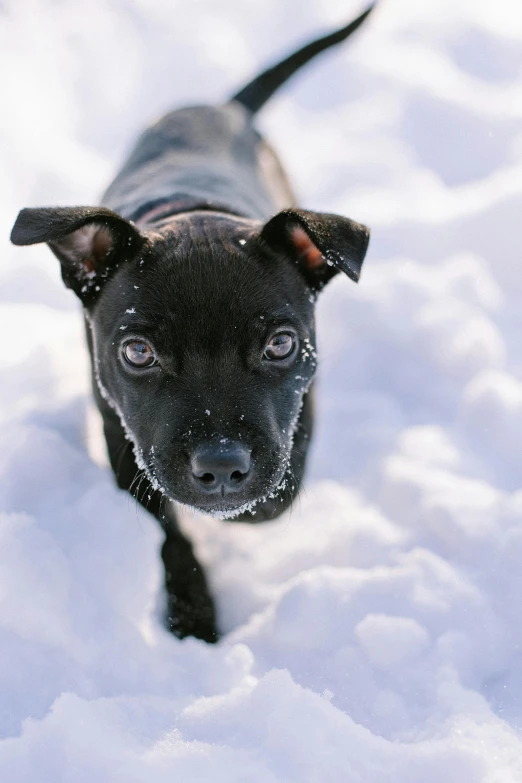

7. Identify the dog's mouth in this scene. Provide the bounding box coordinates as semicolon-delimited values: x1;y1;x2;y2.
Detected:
140;449;290;520
122;416;295;520
173;469;289;519
186;475;289;519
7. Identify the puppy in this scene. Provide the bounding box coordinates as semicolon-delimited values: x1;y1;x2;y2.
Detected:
11;5;374;642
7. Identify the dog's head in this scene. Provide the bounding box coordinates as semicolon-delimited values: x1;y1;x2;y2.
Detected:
11;206;369;517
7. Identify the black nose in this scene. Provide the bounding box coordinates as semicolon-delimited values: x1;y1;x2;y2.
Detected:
191;443;251;494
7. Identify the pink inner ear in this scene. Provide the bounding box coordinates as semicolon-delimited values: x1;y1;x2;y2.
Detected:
56;224;114;276
83;257;95;274
290;226;323;270
92;226;113;260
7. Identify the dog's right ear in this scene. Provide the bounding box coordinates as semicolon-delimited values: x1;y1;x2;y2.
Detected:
10;206;144;302
258;208;370;290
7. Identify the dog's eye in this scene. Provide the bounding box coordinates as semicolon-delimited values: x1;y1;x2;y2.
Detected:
264;332;295;361
123;340;157;368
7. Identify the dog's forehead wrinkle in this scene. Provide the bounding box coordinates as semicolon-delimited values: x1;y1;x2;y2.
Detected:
97;224;316;338
136;259;309;326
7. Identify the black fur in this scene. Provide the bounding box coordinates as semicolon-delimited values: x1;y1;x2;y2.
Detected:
10;6;374;642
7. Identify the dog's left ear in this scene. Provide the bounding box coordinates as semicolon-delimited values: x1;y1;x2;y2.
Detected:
259;208;370;288
10;206;144;301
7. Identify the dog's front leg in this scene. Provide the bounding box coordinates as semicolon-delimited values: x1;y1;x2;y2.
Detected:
100;403;218;642
161;525;218;643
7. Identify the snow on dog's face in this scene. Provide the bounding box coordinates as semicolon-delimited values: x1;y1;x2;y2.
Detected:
10;207;369;516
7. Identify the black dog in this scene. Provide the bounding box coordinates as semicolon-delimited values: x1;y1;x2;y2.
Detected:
11;6;373;642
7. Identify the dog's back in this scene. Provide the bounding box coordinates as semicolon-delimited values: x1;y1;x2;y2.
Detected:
102;5;375;225
102;103;293;223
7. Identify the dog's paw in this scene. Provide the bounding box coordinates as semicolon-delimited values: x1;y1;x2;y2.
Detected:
165;592;219;644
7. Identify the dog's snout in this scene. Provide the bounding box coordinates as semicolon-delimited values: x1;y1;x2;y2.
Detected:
191;443;251;494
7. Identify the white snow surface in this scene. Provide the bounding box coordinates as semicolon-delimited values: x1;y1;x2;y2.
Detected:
2;0;522;779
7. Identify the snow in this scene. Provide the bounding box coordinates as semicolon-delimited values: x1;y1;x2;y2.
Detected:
2;0;522;779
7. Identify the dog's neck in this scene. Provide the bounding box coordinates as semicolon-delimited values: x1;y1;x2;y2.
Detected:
134;196;247;227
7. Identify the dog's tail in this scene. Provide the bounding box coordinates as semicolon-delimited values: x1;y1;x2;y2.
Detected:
231;4;376;114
